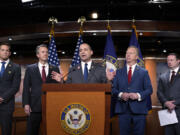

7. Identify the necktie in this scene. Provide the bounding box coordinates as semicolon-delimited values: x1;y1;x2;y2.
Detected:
84;63;88;82
0;62;6;77
170;71;175;83
42;66;46;83
128;67;132;84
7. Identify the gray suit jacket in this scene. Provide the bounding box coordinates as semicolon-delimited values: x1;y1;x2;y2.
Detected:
157;67;180;116
66;62;107;83
0;61;21;112
22;63;59;112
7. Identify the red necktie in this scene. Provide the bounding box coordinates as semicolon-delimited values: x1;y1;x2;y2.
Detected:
170;71;175;83
128;67;132;84
42;66;46;83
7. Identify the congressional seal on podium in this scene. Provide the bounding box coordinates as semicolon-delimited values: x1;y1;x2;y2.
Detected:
60;103;91;135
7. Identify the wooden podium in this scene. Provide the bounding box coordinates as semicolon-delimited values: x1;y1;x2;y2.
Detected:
42;83;111;135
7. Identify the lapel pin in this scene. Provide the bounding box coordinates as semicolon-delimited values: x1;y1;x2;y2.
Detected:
8;71;11;74
9;64;12;67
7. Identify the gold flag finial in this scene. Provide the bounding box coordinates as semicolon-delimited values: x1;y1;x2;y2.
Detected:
48;17;58;39
77;16;86;35
48;17;58;25
132;18;136;27
132;18;135;23
107;20;111;31
78;16;86;26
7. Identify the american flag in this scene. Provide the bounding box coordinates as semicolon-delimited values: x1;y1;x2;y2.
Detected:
71;34;83;67
48;36;60;66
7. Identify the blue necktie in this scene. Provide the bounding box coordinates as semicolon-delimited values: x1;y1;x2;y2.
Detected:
0;62;6;77
84;63;88;82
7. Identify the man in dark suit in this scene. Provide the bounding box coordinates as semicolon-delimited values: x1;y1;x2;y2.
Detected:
112;46;152;135
52;43;114;83
22;44;59;135
157;53;180;135
0;43;21;135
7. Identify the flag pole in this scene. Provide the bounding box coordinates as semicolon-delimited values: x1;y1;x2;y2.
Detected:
107;20;111;33
132;18;138;39
71;17;86;67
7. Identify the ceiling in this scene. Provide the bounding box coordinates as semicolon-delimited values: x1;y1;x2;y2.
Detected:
1;0;180;59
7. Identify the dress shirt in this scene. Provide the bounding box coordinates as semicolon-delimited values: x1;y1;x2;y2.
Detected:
127;63;137;76
38;62;49;77
119;63;141;101
0;59;9;69
169;66;179;81
81;60;92;74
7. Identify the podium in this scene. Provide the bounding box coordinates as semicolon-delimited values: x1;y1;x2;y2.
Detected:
42;83;111;135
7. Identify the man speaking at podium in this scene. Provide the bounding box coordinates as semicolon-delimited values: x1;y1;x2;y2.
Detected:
52;43;114;83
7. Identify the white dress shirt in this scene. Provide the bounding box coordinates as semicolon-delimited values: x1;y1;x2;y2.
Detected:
81;60;92;75
38;62;49;77
169;66;179;81
0;59;10;69
118;63;141;101
127;63;137;76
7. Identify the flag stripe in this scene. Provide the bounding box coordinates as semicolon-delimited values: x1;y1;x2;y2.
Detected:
48;36;60;66
71;34;83;67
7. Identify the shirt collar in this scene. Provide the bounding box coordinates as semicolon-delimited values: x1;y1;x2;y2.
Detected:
127;63;137;70
81;60;92;67
38;62;48;67
170;66;179;74
0;59;10;65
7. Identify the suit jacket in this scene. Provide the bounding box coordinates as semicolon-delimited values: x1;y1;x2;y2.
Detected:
112;65;153;115
0;61;21;112
66;62;107;83
22;63;59;112
157;67;180;117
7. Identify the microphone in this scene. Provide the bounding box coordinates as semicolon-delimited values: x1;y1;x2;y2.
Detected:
62;68;76;80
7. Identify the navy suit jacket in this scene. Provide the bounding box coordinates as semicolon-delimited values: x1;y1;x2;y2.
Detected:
66;62;107;83
22;63;59;112
0;61;21;112
112;65;152;115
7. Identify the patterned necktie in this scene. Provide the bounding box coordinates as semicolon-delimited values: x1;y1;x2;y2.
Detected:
128;67;132;84
0;62;6;77
84;63;88;82
42;66;46;83
170;71;175;83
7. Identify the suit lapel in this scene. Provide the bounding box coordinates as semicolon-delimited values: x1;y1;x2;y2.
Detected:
171;67;180;84
130;65;140;83
122;66;128;84
76;64;84;82
88;62;96;82
165;71;171;87
34;63;42;82
46;65;52;81
2;61;13;77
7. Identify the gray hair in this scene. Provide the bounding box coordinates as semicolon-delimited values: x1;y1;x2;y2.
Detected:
36;44;48;54
127;46;139;56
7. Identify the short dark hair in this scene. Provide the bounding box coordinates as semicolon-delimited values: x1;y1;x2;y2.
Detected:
80;43;92;50
36;44;48;54
0;42;11;51
167;53;180;60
